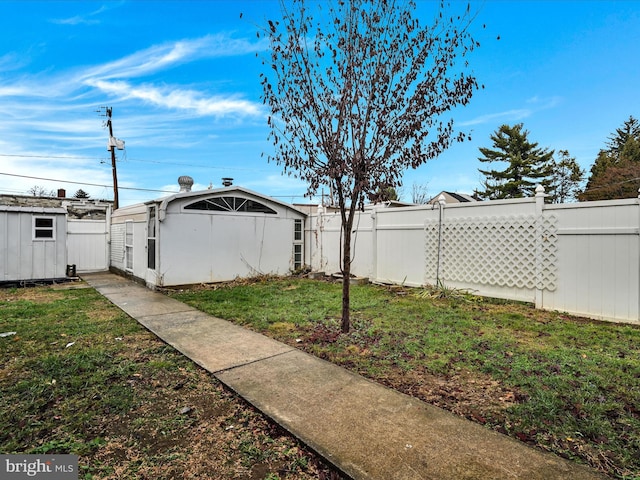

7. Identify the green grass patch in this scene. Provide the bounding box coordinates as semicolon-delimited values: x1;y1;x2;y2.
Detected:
0;285;341;479
170;278;640;479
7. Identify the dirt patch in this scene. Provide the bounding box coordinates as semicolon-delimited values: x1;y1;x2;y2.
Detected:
377;366;523;424
0;289;65;303
89;365;341;479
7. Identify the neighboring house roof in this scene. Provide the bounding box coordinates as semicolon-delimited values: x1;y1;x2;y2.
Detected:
364;200;417;209
0;194;112;219
428;191;477;204
0;205;66;214
292;203;341;215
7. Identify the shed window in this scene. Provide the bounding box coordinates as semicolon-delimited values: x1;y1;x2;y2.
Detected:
294;219;303;241
33;216;55;240
293;219;304;270
184;196;277;214
294;244;303;270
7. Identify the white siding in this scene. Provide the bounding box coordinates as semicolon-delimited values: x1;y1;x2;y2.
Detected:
158;213;301;286
0;208;67;282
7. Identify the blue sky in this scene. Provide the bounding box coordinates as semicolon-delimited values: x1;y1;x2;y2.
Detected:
0;0;638;206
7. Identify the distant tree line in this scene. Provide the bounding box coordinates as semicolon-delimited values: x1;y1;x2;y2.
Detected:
473;116;639;202
26;187;91;199
579;116;640;201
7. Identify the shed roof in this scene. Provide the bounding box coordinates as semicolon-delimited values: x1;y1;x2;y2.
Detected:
138;186;307;221
146;186;303;211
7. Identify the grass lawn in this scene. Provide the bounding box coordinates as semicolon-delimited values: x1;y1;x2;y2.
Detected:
169;277;640;480
0;284;342;480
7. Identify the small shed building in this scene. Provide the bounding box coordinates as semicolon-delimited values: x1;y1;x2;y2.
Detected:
110;183;307;287
0;193;112;283
0;205;68;284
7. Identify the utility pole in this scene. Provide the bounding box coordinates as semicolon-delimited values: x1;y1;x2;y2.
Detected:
100;107;125;210
106;108;119;210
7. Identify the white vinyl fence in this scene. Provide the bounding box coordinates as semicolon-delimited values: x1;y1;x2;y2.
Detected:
67;219;109;273
305;188;640;325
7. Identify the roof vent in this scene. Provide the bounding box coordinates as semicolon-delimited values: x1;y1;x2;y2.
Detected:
222;177;233;187
178;176;194;193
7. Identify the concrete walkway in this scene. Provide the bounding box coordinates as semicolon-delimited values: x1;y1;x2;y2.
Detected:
82;272;606;480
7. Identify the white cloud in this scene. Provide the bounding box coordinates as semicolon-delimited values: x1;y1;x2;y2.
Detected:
50;3;123;26
0;53;30;72
86;79;261;117
459;108;531;127
80;34;264;82
0;30;269;199
459;95;563;127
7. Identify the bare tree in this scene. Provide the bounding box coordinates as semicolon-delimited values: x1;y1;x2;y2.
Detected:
27;185;55;197
547;150;584;203
261;0;481;332
411;182;430;204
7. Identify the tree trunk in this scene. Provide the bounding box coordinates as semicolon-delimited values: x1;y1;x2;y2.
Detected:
341;224;351;333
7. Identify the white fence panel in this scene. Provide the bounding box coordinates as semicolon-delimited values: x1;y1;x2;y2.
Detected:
375;207;432;286
311;211;374;277
309;194;640;325
67;219;109;272
542;200;639;323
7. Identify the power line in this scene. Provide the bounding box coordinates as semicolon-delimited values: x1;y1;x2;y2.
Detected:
0;172;175;193
0;171;312;199
122;157;262;172
0;153;100;160
0;153;267;172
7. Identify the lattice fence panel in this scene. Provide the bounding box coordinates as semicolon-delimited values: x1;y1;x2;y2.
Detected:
425;214;557;290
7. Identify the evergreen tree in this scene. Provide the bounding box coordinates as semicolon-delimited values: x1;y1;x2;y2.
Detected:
476;123;554;200
74;189;90;199
547;150;584;203
605;116;640;157
581;117;640;201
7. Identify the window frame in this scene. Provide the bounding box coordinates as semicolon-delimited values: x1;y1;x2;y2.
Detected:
32;216;56;241
183;196;277;215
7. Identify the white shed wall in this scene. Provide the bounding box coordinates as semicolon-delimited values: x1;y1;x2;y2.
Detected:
0;209;67;282
157;212;301;286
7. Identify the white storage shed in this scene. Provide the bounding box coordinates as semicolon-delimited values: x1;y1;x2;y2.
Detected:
110;184;307;287
0;205;68;283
